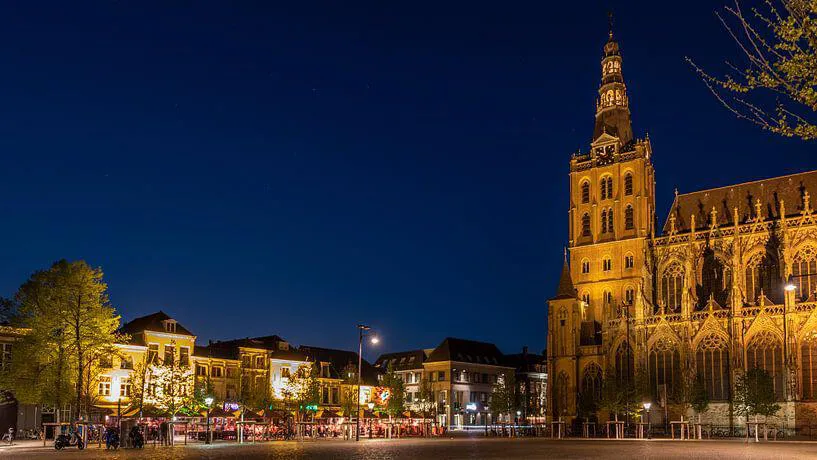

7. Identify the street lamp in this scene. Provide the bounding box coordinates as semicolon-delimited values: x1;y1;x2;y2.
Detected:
356;324;379;441
204;396;214;445
643;402;651;439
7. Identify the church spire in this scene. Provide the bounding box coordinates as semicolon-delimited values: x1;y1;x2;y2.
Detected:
592;24;633;145
552;256;577;300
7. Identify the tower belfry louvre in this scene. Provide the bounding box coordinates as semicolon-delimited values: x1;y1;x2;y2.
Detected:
547;28;817;431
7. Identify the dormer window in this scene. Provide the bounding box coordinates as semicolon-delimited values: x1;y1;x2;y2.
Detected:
162;320;177;333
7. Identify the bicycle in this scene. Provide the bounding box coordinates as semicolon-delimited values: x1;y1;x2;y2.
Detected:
2;428;14;446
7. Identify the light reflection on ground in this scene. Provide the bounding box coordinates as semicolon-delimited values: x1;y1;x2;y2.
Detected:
5;437;817;459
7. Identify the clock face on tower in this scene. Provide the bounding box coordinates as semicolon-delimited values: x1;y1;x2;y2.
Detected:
597;144;615;165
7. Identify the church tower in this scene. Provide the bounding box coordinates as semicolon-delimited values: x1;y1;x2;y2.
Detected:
549;28;656;423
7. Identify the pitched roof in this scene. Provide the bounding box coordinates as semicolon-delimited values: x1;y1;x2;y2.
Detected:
425;337;508;367
504;350;547;372
551;258;577;300
120;311;194;337
298;345;380;385
207;335;308;361
193;345;238;361
663;169;817;234
374;350;426;371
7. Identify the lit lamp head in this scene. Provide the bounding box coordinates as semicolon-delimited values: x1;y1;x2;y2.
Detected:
516;411;521;416
368;402;375;410
370;336;380;345
785;275;797;292
643;402;651;411
205;397;214;407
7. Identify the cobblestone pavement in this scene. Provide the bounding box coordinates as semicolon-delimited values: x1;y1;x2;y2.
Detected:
4;437;817;459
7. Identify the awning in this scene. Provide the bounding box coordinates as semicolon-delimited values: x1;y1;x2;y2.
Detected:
316;410;340;419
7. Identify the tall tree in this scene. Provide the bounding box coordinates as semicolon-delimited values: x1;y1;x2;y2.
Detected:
282;364;320;424
380;364;405;418
0;260;122;420
688;1;817;140
735;367;781;440
490;372;517;424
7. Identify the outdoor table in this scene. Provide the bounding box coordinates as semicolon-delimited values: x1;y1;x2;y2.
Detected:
746;421;768;441
670;420;692;440
582;421;596;438
635;422;650;439
605;421;625;439
692;423;710;439
548;420;565;439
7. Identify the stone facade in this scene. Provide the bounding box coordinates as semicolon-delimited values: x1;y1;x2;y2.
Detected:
547;30;817;431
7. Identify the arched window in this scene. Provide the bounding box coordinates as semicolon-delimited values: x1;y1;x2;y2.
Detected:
581;259;590;274
625;287;634;305
792;246;817;301
601;209;608;233
696;334;728;400
745;252;780;305
614;342;634;386
555;372;569;417
661;263;684;312
649;337;681;398
582;363;603;401
607;208;614;233
747;331;784;400
624;173;633;196
581;181;590;204
581;213;591;237
801;333;817;400
603;257;612;272
624;254;634;269
625;205;634;230
600;177;613;200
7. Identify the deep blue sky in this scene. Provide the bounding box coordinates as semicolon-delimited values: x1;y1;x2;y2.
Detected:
0;2;813;360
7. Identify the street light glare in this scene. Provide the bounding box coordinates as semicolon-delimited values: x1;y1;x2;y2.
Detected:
370;336;380;344
643;402;651;410
205;396;214;406
785;283;797;292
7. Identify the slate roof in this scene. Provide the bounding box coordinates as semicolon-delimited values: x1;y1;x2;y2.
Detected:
374;350;426;371
663;169;817;234
298;345;381;385
425;338;509;367
120;311;194;337
206;335;308;361
504;350;547;373
551;258;577;301
193;345;238;361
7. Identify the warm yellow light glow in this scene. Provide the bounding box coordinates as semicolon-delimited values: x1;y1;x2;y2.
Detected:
370;336;380;344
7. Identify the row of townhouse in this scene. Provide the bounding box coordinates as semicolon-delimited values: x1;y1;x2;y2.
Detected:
0;311;381;432
374;338;547;429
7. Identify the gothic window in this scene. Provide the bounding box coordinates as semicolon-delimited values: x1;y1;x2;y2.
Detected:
801;334;817;400
606;177;613;199
614;342;634;386
600;179;608;200
603;257;612;272
745;252;780;305
581;181;590;204
601;209;608;233
607;208;614;233
625;287;634;305
792;246;817;301
580;213;591;237
581;293;591;312
624;254;634;269
581;260;590;274
555;372;569;417
624;173;633;196
624;205;634;230
747;331;785;400
661;263;684;312
649;337;681;398
600;177;613;200
696;334;728;400
582;363;603;402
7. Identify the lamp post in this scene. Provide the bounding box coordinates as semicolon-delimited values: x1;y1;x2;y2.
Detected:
356;325;379;441
204;397;214;445
643;402;651;440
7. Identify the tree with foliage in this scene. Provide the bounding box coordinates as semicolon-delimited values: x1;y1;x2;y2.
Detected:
0;260;123;421
490;373;517;425
340;363;359;418
598;370;636;438
282;363;320;428
379;364;405;418
688;1;817;140
735;367;781;441
416;377;435;436
148;351;195;418
690;374;710;439
239;371;272;412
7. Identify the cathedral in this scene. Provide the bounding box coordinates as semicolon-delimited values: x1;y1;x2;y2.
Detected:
546;30;817;431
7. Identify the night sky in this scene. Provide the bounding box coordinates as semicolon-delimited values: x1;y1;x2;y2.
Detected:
0;2;814;360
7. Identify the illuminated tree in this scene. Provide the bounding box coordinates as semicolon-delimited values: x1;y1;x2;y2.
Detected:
0;260;122;420
380;364;405;418
688;1;817;140
490;372;517;424
735;367;781;440
282;364;320;424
